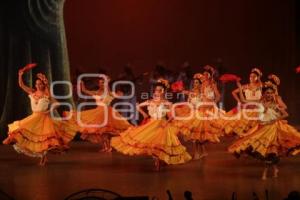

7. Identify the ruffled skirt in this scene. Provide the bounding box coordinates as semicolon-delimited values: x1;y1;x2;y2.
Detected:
228;120;300;163
111;119;191;165
3;112;76;157
66;106;132;144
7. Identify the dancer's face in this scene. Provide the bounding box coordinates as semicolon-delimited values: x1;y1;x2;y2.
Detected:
35;79;45;91
98;79;105;90
249;73;259;83
203;72;210;81
264;89;275;101
193;79;200;88
154;86;164;98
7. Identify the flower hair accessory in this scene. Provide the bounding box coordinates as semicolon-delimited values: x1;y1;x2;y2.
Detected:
203;65;216;77
157;78;170;89
264;81;277;92
36;73;49;86
193;73;203;80
268;74;280;86
251;68;263;77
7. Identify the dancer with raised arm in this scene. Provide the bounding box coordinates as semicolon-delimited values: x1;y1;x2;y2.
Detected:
3;64;76;166
66;75;132;152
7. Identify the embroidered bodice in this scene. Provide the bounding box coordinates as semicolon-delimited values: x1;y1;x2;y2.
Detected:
147;101;170;120
243;85;262;101
188;92;202;107
202;85;215;101
260;104;281;123
29;94;50;112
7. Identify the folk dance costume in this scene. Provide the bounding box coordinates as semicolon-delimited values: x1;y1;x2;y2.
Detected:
111;79;191;169
3;65;76;165
228;80;300;179
173;67;224;159
174;70;223;143
4;94;76;156
223;68;263;137
66;78;132;152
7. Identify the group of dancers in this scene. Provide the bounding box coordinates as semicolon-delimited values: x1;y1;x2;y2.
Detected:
3;63;300;180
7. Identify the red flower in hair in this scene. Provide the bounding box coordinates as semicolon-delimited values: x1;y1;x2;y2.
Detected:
171;81;184;92
219;74;241;83
296;66;300;74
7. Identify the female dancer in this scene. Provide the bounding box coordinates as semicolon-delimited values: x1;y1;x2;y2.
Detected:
111;79;191;170
228;81;300;180
224;68;263;136
191;65;222;158
3;64;76;166
67;75;132;152
173;73;204;159
175;66;223;159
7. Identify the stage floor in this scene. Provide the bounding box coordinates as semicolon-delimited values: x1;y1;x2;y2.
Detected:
1;138;300;200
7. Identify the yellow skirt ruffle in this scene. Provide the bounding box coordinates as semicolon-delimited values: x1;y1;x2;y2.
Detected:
3;112;76;157
223;108;260;137
67;106;132;144
228;120;300;162
111;119;191;165
173;107;224;143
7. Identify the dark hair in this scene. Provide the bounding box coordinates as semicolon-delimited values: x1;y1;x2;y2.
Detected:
251;71;260;77
154;82;167;91
204;69;212;77
262;85;275;93
268;78;278;86
193;78;201;84
35;78;45;85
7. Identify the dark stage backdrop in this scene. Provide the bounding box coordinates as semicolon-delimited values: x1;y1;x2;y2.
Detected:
0;0;299;137
0;0;72;136
64;0;300;124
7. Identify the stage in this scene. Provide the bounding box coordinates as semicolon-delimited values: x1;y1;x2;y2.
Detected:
0;138;300;200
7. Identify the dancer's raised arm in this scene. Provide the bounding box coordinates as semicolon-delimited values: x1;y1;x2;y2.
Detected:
80;81;96;96
18;69;34;94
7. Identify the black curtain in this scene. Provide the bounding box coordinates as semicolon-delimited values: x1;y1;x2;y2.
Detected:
0;0;72;139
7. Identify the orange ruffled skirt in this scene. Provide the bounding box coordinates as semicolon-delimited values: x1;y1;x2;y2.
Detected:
111;119;192;165
3;112;76;157
228;120;300;163
223;106;260;137
174;106;224;143
67;106;132;144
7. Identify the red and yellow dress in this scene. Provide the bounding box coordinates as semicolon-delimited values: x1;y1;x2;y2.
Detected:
174;88;224;143
3;94;76;158
224;85;262;137
228;104;300;163
67;94;132;144
111;100;192;165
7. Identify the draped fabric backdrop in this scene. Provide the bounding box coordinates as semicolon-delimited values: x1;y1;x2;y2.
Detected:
0;0;72;138
64;0;300;124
